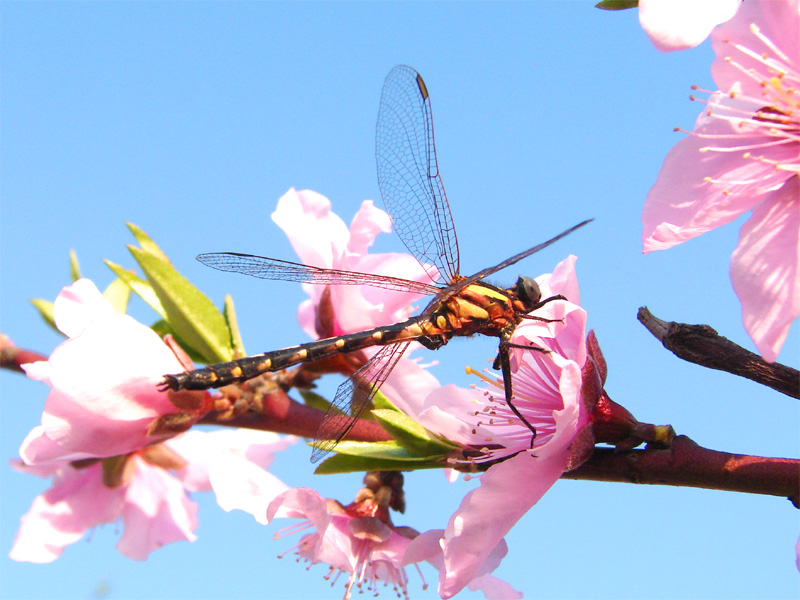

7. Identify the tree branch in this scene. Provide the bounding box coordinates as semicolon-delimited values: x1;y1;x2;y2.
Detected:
0;335;47;374
562;435;799;507
197;385;392;443
637;307;799;399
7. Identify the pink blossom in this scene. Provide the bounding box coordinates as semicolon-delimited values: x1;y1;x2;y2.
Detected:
9;449;197;563
268;487;517;600
268;487;418;599
437;257;590;597
382;257;589;597
19;279;198;464
168;429;295;524
271;188;433;338
639;0;741;52
642;0;800;362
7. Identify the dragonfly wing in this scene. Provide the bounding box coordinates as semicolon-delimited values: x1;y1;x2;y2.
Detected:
197;252;440;296
310;341;411;463
438;219;594;299
376;65;460;284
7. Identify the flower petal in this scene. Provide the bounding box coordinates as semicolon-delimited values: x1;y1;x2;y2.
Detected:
730;178;800;362
639;0;740;52
117;456;198;561
9;463;124;563
440;452;567;598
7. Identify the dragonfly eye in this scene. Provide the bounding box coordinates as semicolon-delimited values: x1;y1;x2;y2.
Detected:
515;276;541;308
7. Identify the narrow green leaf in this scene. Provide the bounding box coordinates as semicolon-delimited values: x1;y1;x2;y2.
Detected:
104;260;166;319
299;390;336;413
68;249;81;282
223;294;246;357
372;388;402;412
126;222;170;262
30;299;60;335
129;244;233;364
102;277;132;314
149;318;209;364
314;451;443;475
595;0;638;10
310;440;443;461
371;408;456;455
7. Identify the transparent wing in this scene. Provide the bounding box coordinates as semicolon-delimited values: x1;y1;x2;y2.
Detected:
434;219;594;302
310;341;411;464
376;65;460;284
197;252;441;296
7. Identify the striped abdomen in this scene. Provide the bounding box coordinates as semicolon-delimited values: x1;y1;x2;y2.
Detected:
161;315;434;391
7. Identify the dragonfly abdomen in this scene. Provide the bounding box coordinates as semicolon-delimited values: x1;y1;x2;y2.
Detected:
162;315;435;391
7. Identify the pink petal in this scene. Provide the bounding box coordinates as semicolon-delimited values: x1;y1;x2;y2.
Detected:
267;487;331;532
639;0;740;52
208;455;289;524
9;463;124;563
711;0;799;95
24;313;183;462
402;529;445;565
539;255;580;305
642;119;776;252
795;530;800;572
467;574;524;600
730;178;800;362
271;188;350;270
439;452;568;598
168;429;294;494
52;279;119;338
117;456;198;561
346;199;392;257
19;426;97;464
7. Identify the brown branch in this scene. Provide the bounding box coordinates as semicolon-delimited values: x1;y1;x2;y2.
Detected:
197;385;392;443
0;334;47;374
562;435;800;507
637;307;799;399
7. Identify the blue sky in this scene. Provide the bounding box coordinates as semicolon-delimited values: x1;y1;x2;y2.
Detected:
1;3;797;599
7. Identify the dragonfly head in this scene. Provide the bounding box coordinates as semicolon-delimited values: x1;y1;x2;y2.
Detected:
513;275;542;311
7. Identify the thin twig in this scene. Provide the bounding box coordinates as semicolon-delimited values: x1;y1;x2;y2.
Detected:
637;307;799;398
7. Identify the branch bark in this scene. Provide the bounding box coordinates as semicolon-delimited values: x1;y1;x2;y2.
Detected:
637;307;799;399
0;335;47;374
562;435;799;507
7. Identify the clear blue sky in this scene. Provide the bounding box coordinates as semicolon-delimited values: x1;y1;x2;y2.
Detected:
1;3;797;599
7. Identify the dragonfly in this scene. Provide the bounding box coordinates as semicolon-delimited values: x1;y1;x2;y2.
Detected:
161;65;591;462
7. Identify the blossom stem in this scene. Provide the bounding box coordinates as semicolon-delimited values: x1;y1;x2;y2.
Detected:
561;435;800;507
637;307;799;399
0;335;47;374
198;389;392;442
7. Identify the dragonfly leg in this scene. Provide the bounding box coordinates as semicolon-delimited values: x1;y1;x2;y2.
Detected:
495;337;537;449
519;293;569;324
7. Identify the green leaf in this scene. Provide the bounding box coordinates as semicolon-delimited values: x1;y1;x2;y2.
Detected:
30;298;60;335
312;439;446;461
595;0;638;10
372;388;402;412
149;318;210;364
299;389;337;413
104;260;167;319
371;408;456;455
314;452;444;474
102;277;132;314
125;223;233;364
312;440;447;474
69;249;81;282
126;222;171;262
223;294;246;357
